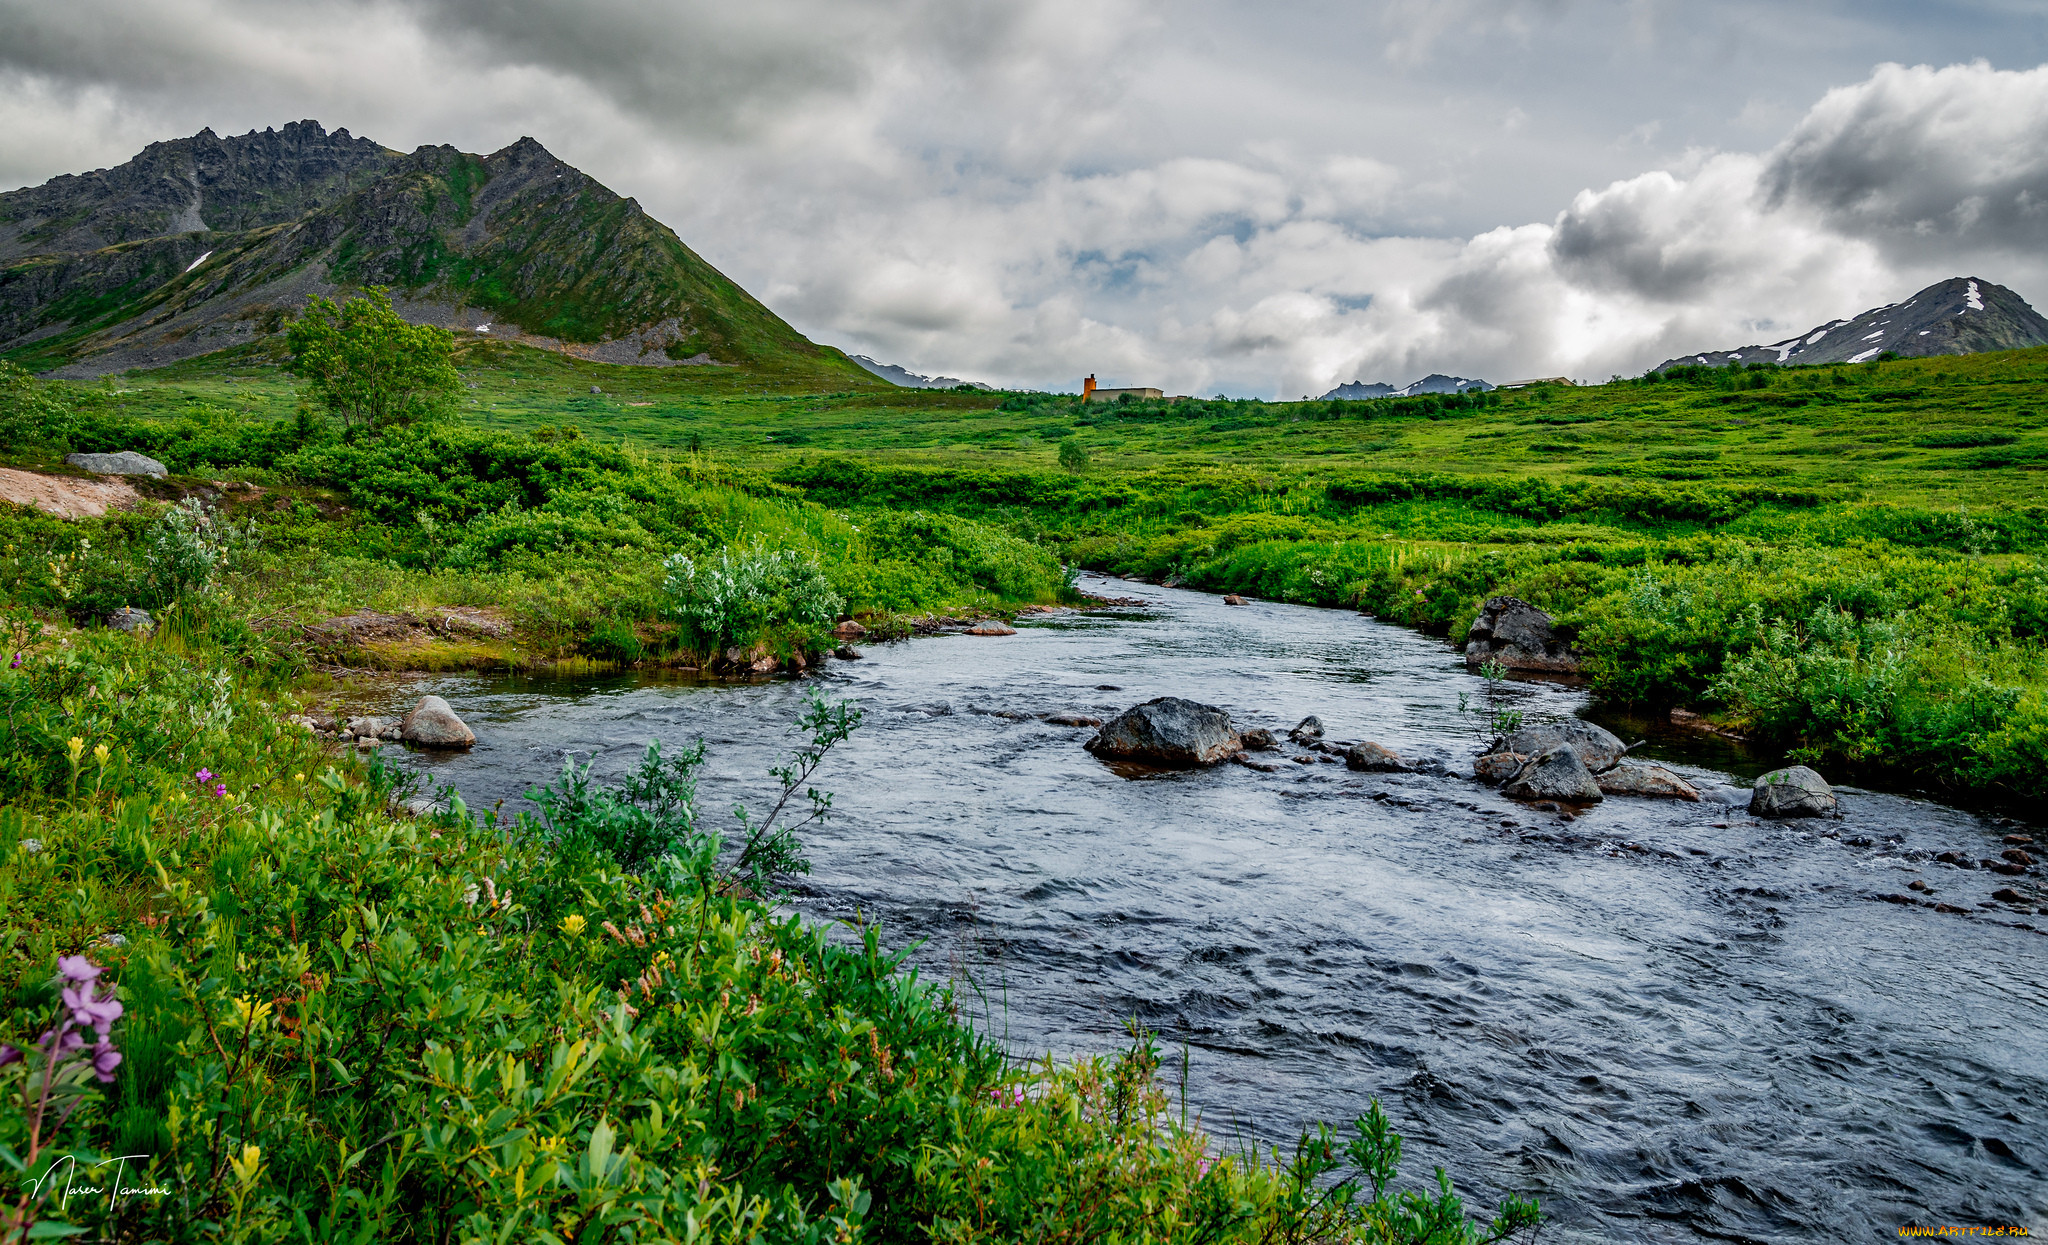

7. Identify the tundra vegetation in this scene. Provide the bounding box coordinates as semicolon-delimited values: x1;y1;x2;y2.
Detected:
10;307;2048;1237
0;305;1547;1239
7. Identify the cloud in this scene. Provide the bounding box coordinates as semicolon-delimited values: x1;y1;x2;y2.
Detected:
1761;60;2048;255
6;1;2048;396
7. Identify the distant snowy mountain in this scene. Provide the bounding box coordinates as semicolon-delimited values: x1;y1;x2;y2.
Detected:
1653;277;2048;373
1320;373;1491;400
849;354;993;390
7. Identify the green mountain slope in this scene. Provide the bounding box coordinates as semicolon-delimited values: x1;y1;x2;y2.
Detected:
0;124;870;384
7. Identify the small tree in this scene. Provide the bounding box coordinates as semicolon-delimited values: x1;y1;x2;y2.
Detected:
1057;436;1090;472
286;287;462;434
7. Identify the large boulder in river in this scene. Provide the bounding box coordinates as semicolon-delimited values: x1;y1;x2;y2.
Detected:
1464;596;1578;673
1501;745;1603;804
1085;697;1242;767
1489;718;1627;773
1597;762;1701;802
65;450;168;478
1749;766;1835;818
400;695;476;749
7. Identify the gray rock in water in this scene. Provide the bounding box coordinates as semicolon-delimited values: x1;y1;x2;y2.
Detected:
1288;715;1325;744
1344;741;1411;772
1241;728;1279;751
344;715;388;739
107;606;153;633
1596;762;1702;801
1491;718;1628;772
1045;712;1103;728
1750;766;1835;818
401;695;476;749
1465;596;1578;672
1472;751;1527;786
1501;744;1603;804
66;451;168;478
1085;696;1242;767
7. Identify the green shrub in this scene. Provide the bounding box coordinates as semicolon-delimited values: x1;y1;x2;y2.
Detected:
662;542;844;653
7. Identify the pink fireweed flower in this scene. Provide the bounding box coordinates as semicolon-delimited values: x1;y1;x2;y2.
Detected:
195;769;214;783
90;1039;122;1083
56;955;102;983
62;981;123;1035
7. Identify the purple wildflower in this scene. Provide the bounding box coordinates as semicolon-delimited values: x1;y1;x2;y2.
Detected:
195;769;214;783
62;981;123;1035
90;1040;122;1083
0;1044;19;1066
56;955;102;984
8;652;19;669
214;784;227;798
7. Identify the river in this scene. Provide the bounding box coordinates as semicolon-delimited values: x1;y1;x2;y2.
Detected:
377;574;2046;1241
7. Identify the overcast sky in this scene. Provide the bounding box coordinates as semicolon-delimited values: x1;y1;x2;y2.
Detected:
8;0;2048;395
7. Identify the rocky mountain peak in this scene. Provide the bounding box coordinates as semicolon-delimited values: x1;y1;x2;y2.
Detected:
1653;276;2048;372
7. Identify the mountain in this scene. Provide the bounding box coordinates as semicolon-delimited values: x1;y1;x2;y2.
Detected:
1321;373;1491;400
848;354;992;390
1653;277;2048;373
0;122;869;381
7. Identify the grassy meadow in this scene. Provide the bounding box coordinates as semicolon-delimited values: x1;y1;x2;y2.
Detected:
22;340;2048;806
7;324;2048;1239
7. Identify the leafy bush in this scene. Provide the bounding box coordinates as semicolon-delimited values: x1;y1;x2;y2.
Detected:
662;542;844;653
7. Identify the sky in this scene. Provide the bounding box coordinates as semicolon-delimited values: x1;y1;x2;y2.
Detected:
7;0;2048;396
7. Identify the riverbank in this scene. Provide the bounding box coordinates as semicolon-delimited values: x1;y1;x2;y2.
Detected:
0;619;1548;1242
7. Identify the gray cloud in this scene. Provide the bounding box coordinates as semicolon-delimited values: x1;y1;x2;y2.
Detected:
6;1;2048;393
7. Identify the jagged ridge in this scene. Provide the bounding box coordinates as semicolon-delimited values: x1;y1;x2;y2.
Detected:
1654;277;2048;372
0;122;866;380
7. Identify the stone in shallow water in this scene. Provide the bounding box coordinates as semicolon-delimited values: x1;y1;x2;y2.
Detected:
1596;762;1702;801
1289;715;1324;744
1344;741;1410;772
1473;752;1527;786
1491;718;1628;772
1749;766;1834;818
1085;696;1242;767
1501;745;1603;804
401;695;476;749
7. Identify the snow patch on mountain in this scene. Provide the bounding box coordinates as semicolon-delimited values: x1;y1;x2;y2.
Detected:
1319;373;1491;400
849;355;993;390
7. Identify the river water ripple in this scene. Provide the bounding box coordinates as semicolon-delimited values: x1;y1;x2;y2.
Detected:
385;575;2046;1241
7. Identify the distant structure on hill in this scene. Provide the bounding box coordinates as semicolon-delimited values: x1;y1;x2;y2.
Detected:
1319;373;1491;400
848;355;993;389
1082;375;1163;402
1652;277;2048;373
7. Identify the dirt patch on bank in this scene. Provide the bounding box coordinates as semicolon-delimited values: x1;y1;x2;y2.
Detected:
0;467;144;518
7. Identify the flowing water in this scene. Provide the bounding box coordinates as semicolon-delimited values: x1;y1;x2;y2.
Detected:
376;575;2046;1241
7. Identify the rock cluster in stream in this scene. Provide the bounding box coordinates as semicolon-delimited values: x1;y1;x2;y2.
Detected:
286;695;477;750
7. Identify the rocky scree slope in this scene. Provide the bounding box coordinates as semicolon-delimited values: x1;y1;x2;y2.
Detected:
1655;276;2048;372
0;122;863;381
